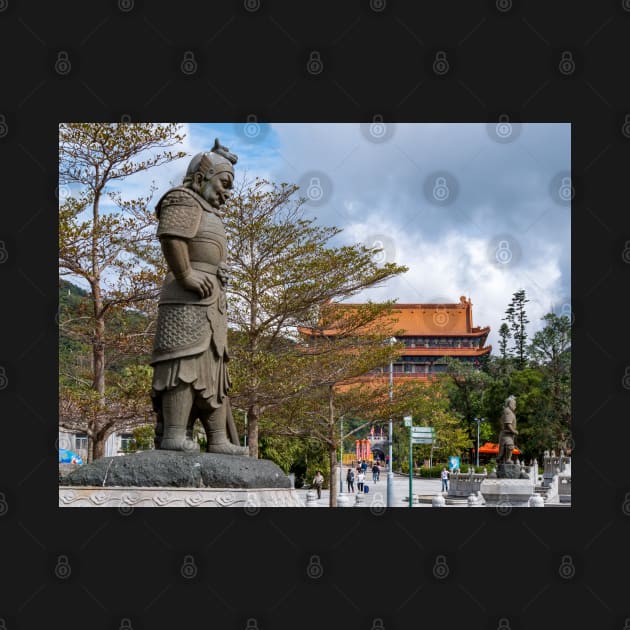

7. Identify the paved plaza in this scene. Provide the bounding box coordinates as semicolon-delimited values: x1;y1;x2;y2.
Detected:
298;470;443;508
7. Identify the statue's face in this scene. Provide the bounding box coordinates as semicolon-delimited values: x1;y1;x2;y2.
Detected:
194;170;234;209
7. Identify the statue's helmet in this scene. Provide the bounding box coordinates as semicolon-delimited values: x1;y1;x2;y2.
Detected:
183;137;238;185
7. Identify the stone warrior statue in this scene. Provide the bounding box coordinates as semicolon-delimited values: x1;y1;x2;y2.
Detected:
496;395;518;464
150;138;248;455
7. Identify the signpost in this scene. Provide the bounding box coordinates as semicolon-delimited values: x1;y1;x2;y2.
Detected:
404;421;436;508
411;427;435;444
404;416;413;508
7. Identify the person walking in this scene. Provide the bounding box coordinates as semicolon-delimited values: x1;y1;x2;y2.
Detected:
372;462;380;483
441;467;449;492
346;468;355;493
312;470;324;500
357;470;365;493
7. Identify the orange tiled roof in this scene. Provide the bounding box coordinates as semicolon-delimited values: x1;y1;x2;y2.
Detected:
300;296;489;338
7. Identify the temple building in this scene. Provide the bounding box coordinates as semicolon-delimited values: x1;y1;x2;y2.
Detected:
370;296;491;380
300;296;491;382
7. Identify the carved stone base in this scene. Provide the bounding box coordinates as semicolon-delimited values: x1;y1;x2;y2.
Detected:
59;486;305;508
479;478;534;507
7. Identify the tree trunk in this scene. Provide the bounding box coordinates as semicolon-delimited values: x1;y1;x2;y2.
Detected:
247;403;260;458
92;311;106;402
87;431;95;464
91;191;106;406
93;432;107;460
329;446;337;507
328;384;337;507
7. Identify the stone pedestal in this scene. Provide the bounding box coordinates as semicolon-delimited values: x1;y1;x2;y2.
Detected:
60;450;302;507
479;478;534;507
59;486;305;507
63;450;291;489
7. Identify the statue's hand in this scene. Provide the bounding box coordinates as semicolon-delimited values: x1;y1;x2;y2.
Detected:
177;269;214;298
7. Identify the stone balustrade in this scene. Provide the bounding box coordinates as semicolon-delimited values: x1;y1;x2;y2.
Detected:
448;470;487;497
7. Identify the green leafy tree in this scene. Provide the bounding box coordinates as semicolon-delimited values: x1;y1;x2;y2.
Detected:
223;177;408;458
59;123;186;460
443;357;492;459
389;379;473;468
527;312;571;444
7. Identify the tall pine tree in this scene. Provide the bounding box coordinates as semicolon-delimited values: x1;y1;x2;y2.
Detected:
503;289;530;370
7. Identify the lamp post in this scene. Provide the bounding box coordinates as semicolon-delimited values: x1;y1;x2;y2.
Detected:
387;337;396;508
339;415;344;494
474;417;484;468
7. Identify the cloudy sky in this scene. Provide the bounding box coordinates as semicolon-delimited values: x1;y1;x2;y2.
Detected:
98;121;571;354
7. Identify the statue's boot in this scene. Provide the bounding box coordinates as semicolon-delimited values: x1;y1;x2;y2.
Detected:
159;384;199;452
203;403;248;456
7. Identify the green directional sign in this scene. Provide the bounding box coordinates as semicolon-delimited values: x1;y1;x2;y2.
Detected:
411;426;434;435
411;437;433;444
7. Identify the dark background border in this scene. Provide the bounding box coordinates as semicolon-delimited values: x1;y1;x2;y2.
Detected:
1;1;629;628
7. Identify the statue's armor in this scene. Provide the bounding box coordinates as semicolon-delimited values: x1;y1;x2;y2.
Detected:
151;186;228;365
